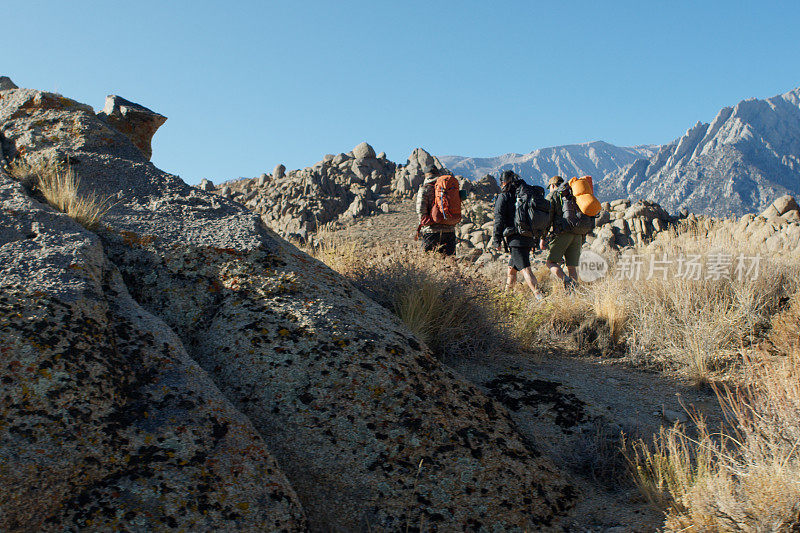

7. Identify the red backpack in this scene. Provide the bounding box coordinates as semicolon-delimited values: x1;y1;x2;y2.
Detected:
430;174;461;225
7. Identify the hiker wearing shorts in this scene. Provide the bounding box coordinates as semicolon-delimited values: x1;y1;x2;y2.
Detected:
415;166;457;255
545;175;581;289
492;170;544;299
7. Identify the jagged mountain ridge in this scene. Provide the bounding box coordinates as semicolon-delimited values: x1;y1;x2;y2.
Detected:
595;87;800;216
439;141;658;187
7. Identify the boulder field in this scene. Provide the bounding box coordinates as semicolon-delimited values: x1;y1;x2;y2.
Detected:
0;82;574;530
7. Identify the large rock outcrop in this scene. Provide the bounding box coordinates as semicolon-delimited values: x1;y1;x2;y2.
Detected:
1;86;574;529
0;75;17;91
0;169;306;531
393;147;445;193
597;87;800;216
97;95;167;160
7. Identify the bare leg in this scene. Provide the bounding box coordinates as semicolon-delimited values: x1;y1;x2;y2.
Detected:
506;266;518;291
566;266;579;282
520;267;543;297
546;261;567;281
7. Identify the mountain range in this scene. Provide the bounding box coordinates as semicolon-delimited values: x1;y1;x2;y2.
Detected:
439;141;657;188
441;87;800;216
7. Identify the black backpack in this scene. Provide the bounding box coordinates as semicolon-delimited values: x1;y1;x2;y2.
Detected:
558;184;595;235
513;181;551;238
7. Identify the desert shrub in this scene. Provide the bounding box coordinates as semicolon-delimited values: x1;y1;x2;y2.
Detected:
503;288;591;348
8;157;113;230
582;223;800;381
624;295;800;531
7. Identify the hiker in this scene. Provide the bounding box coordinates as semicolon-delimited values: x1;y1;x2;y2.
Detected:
492;170;545;299
415;166;460;256
545;175;582;290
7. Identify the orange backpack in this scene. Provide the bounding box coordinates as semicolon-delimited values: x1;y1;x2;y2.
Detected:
430;174;462;225
568;176;601;217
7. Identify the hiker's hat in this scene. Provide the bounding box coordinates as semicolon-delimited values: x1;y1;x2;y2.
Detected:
501;170;517;184
423;166;439;176
548;175;564;187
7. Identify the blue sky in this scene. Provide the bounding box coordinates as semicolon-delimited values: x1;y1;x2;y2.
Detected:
6;1;800;184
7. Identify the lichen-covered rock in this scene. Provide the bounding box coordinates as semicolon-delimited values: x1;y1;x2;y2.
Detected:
1;86;574;530
97;95;167;160
0;173;306;531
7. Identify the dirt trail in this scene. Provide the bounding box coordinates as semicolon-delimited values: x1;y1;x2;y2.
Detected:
325;198;419;245
326;198;726;531
450;351;724;531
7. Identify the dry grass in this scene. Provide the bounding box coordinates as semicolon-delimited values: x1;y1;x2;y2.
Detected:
8;157;113;230
621;294;800;531
578;223;800;382
307;232;519;361
308;219;800;379
624;319;800;530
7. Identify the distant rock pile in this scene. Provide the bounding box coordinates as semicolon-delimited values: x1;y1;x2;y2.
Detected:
208;143;449;241
735;194;800;251
452;193;680;257
587;199;676;254
392;147;444;194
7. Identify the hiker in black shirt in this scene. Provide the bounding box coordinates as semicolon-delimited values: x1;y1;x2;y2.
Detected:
492;171;545;299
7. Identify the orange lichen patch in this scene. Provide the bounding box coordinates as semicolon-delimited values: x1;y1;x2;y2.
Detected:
207;247;245;258
121;230;157;247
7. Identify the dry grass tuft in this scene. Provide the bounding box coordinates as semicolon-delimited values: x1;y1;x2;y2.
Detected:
307;233;518;361
580;224;800;382
769;292;800;364
590;276;629;345
623;296;800;531
8;157;113;230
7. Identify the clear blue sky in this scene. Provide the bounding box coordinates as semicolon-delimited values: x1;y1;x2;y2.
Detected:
6;1;800;184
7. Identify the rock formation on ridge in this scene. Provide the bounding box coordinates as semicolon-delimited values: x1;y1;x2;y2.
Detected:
211;144;448;243
97;95;167;160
